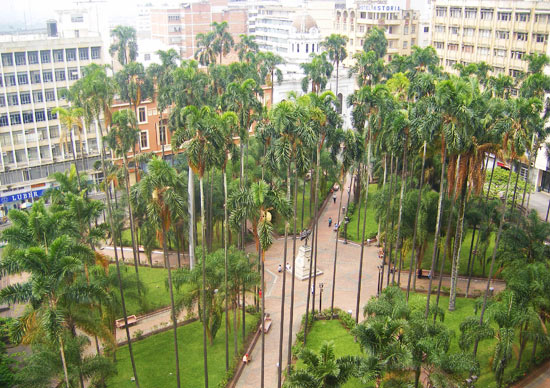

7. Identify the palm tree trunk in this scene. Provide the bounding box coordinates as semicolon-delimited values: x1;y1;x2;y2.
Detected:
287;165;299;367
355;130;372;322
311;144;322;316
301;177;306;230
394;143;408;286
223;169;229;371
473;165;513;358
59;335;71;388
123;155;141;294
520;136;537;210
277;162;292;388
97;118;140;387
343;170;354;244
304;163;319;345
199;175;209;388
406;141;427;301
188;167;196;269
331;170;347;316
162;221;181;388
380;154;394;290
377;155;387;243
260;246;265;388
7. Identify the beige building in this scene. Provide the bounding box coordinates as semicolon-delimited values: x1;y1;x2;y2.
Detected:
333;1;422;66
432;0;550;78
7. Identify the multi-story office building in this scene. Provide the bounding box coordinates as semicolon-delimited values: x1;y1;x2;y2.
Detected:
431;0;550;77
0;29;105;214
334;0;422;66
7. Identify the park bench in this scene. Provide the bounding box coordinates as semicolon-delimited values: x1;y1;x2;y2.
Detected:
115;315;138;329
263;314;272;333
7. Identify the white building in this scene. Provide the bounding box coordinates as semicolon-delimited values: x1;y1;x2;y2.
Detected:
0;29;106;214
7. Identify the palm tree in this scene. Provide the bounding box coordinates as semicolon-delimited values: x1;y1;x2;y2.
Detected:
135;157;185;387
52;106;85;166
195;31;217;67
212;21;234;64
235;34;259;63
109;25;138;66
287;341;370;388
321;34;348;98
0;236;105;388
301;52;334;94
362;26;388;58
258;51;284;106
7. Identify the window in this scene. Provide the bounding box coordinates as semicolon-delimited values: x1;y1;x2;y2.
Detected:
42;71;53;83
515;32;528;41
509;69;523;78
20;93;31;105
0;75;2;86
17;73;28;85
22;111;34;124
535;34;548;43
140;131;149;148
448;43;459;51
168;14;180;21
359;25;365;33
65;48;76;61
159;120;167;145
40;145;51;159
450;8;462;18
7;93;19;106
434;41;444;49
479;29;491;38
360;12;366;19
496;30;509;39
435;25;445;33
478;46;490;56
15;52;26;66
436;7;447;17
462;45;474;53
40;50;51;63
446;59;457;67
465;8;477;19
403;41;408;49
138;107;147;123
424;26;429;33
55;69;66;81
0;95;4;107
388;40;394;48
494;49;507;57
480;9;493;20
10;113;21;125
35;110;46;122
47;109;57;120
30;70;41;84
450;27;459;35
53;49;64;62
57;88;67;99
79;47;89;60
498;12;511;21
45;89;56;102
49;126;59;138
33;90;43;103
464;28;475;37
493;67;505;74
516;13;530;22
5;73;16;86
71;15;84;22
306;43;309;53
26;51;39;64
404;26;409;35
388;26;394;34
91;47;101;59
0;115;8;127
2;53;13;66
68;68;79;81
535;14;550;23
511;51;525;59
144;53;151;61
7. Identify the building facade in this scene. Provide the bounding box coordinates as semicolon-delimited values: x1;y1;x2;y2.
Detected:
0;32;105;213
334;0;421;66
431;0;550;77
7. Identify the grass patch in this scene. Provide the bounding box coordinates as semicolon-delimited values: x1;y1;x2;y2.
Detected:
344;184;379;242
109;312;259;388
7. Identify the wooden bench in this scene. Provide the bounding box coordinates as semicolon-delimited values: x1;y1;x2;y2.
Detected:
116;315;138;329
263;315;272;333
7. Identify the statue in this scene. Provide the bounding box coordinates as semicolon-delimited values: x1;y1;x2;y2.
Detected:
300;229;312;247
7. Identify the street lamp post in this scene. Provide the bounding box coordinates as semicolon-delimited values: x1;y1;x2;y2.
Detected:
377;265;383;296
343;216;350;244
319;283;324;312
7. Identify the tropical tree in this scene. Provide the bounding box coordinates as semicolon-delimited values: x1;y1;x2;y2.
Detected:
258;51;284;105
109;25;138;66
195;31;217;67
362;26;388;59
52;106;85;164
321;34;348;97
212;21;235;64
301;52;334;94
235;34;259;63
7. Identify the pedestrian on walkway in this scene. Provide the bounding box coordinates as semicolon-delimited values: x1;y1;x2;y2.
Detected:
333;194;337;203
328;217;332;227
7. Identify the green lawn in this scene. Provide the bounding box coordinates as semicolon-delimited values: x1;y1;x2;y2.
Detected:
109;312;259;388
344;184;379;242
300;297;547;388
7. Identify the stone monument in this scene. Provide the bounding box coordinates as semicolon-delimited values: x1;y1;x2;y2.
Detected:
291;229;323;280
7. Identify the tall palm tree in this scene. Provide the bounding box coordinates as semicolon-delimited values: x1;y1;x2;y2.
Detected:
235;34;259;63
134;157;186;388
0;236;105;388
109;25;138;66
52;106;85;166
320;34;348;98
258;51;284;106
195;31;217;67
301;52;334;94
212;21;235;64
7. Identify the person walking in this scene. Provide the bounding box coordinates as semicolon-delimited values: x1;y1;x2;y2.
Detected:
328;217;332;227
333;194;337;204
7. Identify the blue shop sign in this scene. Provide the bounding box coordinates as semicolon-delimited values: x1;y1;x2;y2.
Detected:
0;189;45;204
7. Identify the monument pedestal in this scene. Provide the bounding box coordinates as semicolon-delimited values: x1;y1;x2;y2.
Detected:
291;245;323;280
